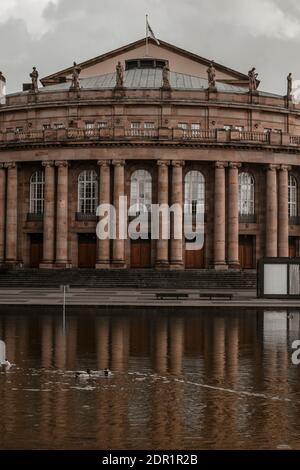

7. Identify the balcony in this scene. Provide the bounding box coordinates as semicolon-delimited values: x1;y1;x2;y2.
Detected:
76;212;97;222
289;216;300;225
2;127;300;148
27;213;43;222
239;214;257;224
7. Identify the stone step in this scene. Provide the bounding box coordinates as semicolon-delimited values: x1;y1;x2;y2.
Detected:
0;268;257;290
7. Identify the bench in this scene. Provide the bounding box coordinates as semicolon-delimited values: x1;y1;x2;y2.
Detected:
156;293;189;301
199;293;234;300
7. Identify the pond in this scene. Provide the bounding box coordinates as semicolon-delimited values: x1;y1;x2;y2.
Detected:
0;307;300;450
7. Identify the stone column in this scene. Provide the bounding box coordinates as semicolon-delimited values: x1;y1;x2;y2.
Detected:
278;165;290;258
5;162;18;265
112;160;126;268
96;160;111;269
228;162;241;268
156;160;170;268
40;161;55;267
266;164;279;257
0;164;6;265
170;161;184;269
55;161;70;267
214;162;228;269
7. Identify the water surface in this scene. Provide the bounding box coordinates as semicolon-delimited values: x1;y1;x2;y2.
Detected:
0;308;300;450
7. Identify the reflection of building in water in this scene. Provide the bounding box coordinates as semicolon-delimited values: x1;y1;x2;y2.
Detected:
0;310;299;449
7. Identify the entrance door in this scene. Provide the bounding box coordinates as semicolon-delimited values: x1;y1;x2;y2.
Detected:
78;234;97;268
30;234;43;268
239;235;255;269
289;237;298;258
131;240;151;268
185;238;205;269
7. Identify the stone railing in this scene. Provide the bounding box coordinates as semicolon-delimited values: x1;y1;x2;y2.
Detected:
1;127;300;147
239;214;257;224
289;216;300;225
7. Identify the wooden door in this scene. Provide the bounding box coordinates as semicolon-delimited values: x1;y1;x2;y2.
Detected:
239;235;254;269
78;234;97;268
30;234;43;268
131;240;151;268
185;238;205;269
289;237;298;258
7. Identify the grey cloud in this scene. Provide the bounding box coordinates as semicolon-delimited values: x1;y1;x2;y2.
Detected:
1;0;300;94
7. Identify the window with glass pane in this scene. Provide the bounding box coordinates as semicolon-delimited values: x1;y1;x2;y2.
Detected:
239;172;255;215
184;171;205;215
178;123;189;130
288;175;298;217
30;171;45;214
78;170;98;214
130;170;152;214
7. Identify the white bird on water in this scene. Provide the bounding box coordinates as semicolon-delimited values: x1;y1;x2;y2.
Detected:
0;340;13;370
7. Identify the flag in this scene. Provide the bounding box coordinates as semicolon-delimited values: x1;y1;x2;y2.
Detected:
147;17;160;45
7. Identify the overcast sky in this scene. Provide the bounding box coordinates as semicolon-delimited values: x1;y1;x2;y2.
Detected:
1;0;300;93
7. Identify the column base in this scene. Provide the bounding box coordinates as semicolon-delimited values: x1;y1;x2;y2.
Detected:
96;262;111;270
4;260;19;267
54;262;72;269
155;261;170;270
111;261;127;269
214;263;229;271
39;262;55;269
228;261;241;270
169;261;184;270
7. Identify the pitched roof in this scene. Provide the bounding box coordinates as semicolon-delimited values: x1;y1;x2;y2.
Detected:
39;68;248;93
40;37;249;86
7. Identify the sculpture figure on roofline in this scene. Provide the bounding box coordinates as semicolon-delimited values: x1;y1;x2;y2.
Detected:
116;61;124;88
70;61;81;90
248;67;259;93
287;73;293;100
162;63;171;89
207;61;217;91
30;67;39;93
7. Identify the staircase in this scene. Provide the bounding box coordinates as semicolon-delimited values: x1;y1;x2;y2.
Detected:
0;268;257;290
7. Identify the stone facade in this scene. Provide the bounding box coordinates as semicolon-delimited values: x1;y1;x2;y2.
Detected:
0;40;300;270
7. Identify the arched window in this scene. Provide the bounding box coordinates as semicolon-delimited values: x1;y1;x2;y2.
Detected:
78;170;98;214
288;175;298;218
30;171;45;214
239;172;255;215
184;171;205;215
130;170;152;214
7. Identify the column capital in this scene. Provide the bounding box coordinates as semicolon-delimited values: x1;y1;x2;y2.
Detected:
172;160;185;168
4;162;17;170
280;164;292;172
112;159;125;167
229;162;242;170
157;160;170;167
55;160;69;168
42;160;55;168
266;164;280;172
214;161;228;169
97;160;111;167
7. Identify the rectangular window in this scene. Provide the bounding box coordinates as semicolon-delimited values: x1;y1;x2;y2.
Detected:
234;126;244;132
85;122;94;129
43;124;51;130
130;122;141;136
264;128;272;134
15;127;23;133
223;125;233;131
178;123;189;130
54;123;64;129
98;122;108;129
144;122;155;129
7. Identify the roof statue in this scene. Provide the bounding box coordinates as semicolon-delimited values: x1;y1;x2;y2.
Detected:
70;62;81;90
116;61;124;88
207;62;217;91
0;71;5;83
162;64;171;89
30;67;39;93
287;73;293;100
248;67;259;93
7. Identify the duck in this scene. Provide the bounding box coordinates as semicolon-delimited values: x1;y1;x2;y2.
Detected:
1;359;12;369
89;368;113;378
75;369;91;379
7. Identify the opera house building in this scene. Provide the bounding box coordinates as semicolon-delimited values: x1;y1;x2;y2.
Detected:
0;37;299;271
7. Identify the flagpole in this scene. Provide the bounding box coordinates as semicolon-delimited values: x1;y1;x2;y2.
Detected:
146;14;149;57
